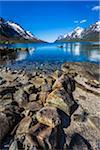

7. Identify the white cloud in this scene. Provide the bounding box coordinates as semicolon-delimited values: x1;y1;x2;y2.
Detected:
80;19;87;24
74;20;79;23
92;6;100;11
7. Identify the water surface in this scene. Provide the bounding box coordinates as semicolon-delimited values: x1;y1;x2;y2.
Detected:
0;42;100;70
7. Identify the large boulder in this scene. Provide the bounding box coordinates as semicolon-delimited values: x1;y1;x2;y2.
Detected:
52;74;75;93
45;88;76;116
36;106;61;128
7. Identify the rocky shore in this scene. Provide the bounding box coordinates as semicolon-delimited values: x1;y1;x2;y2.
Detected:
0;62;100;150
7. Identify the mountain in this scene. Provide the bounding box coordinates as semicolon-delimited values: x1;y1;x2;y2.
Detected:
56;21;100;42
0;17;43;43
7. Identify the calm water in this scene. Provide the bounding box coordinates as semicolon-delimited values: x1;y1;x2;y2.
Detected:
0;42;100;69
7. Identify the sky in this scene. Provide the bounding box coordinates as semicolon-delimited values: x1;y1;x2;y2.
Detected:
0;1;99;42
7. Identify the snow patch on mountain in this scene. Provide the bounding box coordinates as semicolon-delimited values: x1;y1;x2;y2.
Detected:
7;21;26;36
56;21;100;41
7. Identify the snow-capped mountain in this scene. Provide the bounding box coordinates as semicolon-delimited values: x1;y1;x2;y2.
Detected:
56;21;100;42
0;17;43;42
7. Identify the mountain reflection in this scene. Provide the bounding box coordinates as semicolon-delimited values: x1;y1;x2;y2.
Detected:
0;43;99;67
62;43;100;62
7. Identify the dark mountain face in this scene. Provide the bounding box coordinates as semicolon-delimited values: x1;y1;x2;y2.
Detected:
0;17;43;43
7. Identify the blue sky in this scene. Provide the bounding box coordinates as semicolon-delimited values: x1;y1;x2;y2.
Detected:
0;1;99;42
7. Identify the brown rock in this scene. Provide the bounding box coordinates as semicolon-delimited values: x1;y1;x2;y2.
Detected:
29;93;38;101
39;92;50;105
30;76;46;89
24;101;43;113
52;74;75;93
52;70;63;79
36;106;61;128
45;88;75;115
14;89;29;107
16;116;32;135
88;116;100;131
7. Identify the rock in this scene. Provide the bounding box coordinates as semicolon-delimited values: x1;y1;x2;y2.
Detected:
30;76;46;89
85;79;100;88
52;74;75;93
9;140;18;150
0;76;6;85
23;84;39;94
0;101;22;144
45;88;76;115
52;70;63;79
36;106;61;128
88;116;100;131
61;62;99;80
41;83;51;92
24;101;43;113
14;89;29;107
0;113;10;146
29;93;38;101
39;92;49;105
16;116;32;136
0;86;16;98
69;133;92;150
45;76;55;87
72;106;88;122
28;124;63;150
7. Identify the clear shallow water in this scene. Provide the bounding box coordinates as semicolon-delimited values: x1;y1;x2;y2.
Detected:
0;42;100;69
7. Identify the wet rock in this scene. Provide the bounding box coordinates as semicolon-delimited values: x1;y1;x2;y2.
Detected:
36;106;61;128
45;88;75;116
69;133;93;150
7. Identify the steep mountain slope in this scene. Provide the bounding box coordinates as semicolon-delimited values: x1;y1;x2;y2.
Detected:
0;17;43;43
56;21;100;42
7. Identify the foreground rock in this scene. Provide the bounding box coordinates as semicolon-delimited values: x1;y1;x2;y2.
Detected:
36;106;61;127
0;62;99;149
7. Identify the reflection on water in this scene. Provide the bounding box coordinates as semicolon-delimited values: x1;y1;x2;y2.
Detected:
0;42;100;67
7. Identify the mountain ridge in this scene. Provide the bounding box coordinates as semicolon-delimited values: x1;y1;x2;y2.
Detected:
0;17;44;43
56;21;100;42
